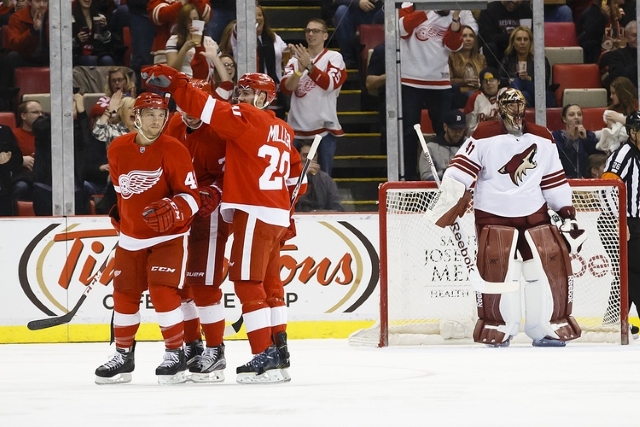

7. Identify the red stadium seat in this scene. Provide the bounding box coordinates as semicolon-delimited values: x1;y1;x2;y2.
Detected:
14;67;50;106
420;109;435;134
581;107;607;131
0;111;16;128
122;26;131;67
552;63;602;107
544;22;579;47
358;24;384;75
524;107;563;131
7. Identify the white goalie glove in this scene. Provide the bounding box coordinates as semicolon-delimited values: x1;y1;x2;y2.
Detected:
548;208;587;254
425;176;472;228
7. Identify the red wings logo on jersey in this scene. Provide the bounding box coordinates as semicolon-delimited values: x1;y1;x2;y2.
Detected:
415;24;446;42
117;167;163;199
498;144;537;186
294;74;318;98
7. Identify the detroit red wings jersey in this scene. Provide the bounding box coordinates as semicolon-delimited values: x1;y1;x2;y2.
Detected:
463;88;506;134
165;113;226;188
444;121;572;217
281;49;346;137
169;84;306;227
108;132;200;250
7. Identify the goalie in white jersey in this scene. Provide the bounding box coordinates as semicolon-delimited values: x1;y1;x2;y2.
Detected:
426;88;586;347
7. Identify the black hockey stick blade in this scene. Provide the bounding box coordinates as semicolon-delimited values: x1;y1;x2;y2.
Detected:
223;315;244;336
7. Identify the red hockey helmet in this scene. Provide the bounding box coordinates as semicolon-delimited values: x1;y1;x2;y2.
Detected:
237;73;277;108
133;92;168;112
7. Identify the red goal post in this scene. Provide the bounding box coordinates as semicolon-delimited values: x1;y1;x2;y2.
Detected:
350;179;628;347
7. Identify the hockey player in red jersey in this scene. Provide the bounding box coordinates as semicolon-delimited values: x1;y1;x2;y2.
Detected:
164;79;230;382
142;64;306;383
95;92;200;385
426;88;586;347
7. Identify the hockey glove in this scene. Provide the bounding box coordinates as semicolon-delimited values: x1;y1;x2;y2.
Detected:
197;185;222;217
142;197;187;233
141;64;186;90
548;207;587;254
108;204;120;234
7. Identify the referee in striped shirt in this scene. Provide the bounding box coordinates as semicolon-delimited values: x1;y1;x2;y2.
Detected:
602;111;640;333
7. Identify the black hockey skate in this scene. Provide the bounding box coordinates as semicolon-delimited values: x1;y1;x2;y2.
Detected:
184;339;204;370
189;344;226;383
274;332;291;382
532;337;566;347
236;345;285;384
95;346;135;385
156;347;187;385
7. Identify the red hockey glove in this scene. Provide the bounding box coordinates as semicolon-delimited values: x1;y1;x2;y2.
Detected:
141;64;187;90
281;217;297;244
142;197;187;233
197;185;222;217
108;204;120;234
548;207;587;254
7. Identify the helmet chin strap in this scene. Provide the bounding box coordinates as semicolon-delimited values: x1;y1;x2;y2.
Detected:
134;113;162;143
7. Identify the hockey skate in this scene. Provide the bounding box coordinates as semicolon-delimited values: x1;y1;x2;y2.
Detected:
532;337;566;347
95;346;135;385
189;344;226;383
184;339;204;370
236;345;286;384
274;332;291;382
485;336;511;348
631;325;639;340
156;347;187;385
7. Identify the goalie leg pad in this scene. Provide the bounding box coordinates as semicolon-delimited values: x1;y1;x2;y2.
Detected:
522;225;582;342
473;225;522;344
425;176;471;228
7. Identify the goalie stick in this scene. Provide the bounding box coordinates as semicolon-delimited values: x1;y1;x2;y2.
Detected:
224;137;321;336
27;247;117;331
413;124;519;294
290;134;322;209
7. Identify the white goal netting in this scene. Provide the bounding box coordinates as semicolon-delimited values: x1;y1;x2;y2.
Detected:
349;180;628;346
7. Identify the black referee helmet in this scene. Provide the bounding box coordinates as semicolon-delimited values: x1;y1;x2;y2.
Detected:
625;110;640;132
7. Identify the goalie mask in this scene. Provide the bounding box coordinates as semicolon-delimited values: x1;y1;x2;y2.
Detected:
133;92;170;143
237;73;276;110
499;88;527;134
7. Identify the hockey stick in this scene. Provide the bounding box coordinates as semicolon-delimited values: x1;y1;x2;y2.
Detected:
413;124;519;294
290;134;322;209
223;316;243;336
27;247;117;330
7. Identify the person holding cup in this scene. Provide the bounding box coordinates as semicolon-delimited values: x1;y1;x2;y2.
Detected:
498;25;556;108
166;3;214;78
71;0;115;67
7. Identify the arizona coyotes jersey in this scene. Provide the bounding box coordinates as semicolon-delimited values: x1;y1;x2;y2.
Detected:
445;120;572;217
170;85;306;227
165;113;226;188
108;132;200;250
281;49;347;137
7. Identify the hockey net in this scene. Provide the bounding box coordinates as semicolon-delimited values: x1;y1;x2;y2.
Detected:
349;179;629;346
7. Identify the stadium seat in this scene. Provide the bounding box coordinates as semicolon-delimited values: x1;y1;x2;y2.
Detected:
562;88;608;108
0;112;16;128
14;67;50;105
420;110;435;134
581;107;606;131
21;93;51;113
552;63;602;106
83;92;107;116
357;24;384;75
122;26;131;67
544;22;579;47
16;201;35;216
545;47;584;80
524;107;564;131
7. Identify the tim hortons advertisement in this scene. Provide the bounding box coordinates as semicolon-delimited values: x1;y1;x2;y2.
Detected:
0;214;380;343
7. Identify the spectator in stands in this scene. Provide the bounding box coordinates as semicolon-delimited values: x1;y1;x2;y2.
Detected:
478;0;532;68
577;0;609;64
295;140;345;213
281;18;347;176
544;3;573;22
464;67;506;135
148;0;210;65
0;0;50;107
12;100;41;204
585;152;608;178
0;124;23;216
127;0;156;90
83;100;112;214
104;66;137;98
398;4;476;180
600;20;638;90
197;46;236;101
499;25;556;108
32;93;90;215
607;76;639;119
0;0;22;26
332;0;383;69
552;103;603;178
72;0;116;67
366;42;386;153
231;5;289;119
218;19;235;56
418;110;467;181
449;25;487;109
92;92;135;149
165;3;214;78
205;0;235;44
